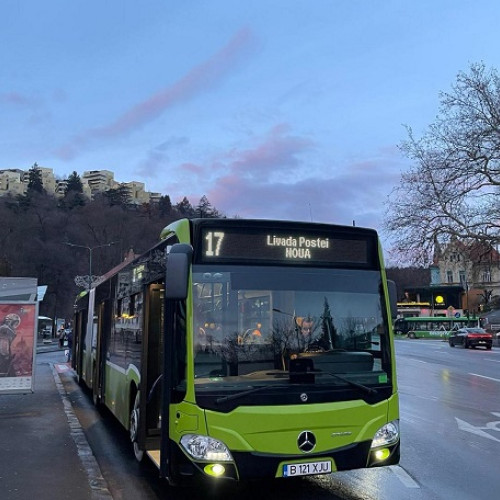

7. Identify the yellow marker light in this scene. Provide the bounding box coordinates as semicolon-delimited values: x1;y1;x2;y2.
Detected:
204;464;226;477
374;448;391;461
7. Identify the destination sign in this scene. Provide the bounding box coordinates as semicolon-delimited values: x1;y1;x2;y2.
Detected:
196;224;376;267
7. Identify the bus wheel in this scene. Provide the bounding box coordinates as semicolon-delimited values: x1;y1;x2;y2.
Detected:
408;332;416;339
130;392;144;462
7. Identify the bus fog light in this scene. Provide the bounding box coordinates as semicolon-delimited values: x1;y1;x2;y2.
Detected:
374;448;391;461
371;420;399;448
204;463;226;477
180;434;233;461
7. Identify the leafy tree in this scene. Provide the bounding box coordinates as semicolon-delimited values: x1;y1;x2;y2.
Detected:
27;162;45;194
195;195;213;218
318;297;337;349
0;187;224;318
61;171;86;209
158;195;172;217
65;171;84;194
175;196;194;217
384;63;500;264
101;186;131;206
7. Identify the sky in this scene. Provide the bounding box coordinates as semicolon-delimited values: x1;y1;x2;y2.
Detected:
2;1;500;258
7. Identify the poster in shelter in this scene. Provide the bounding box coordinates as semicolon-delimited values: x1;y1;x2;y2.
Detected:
0;303;36;393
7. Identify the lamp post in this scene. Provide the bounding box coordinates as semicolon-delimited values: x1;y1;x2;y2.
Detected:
63;241;117;290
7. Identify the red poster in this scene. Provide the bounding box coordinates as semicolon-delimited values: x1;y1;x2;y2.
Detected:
0;303;36;393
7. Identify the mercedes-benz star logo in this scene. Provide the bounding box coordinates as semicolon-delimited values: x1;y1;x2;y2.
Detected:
297;431;316;453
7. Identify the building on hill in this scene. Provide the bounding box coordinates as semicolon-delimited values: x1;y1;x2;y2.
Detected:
0;169;25;196
0;166;159;205
82;170;117;195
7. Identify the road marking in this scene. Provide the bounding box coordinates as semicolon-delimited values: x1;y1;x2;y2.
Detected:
456;415;500;443
469;372;500;383
391;466;420;488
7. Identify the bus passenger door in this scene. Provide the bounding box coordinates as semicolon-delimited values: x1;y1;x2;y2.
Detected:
92;299;112;404
140;284;164;461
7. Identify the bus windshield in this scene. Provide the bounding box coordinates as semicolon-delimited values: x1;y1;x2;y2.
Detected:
190;265;392;409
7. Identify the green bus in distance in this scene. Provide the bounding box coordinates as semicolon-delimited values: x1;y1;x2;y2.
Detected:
394;315;479;339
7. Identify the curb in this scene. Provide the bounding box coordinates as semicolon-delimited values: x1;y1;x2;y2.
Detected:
51;364;113;499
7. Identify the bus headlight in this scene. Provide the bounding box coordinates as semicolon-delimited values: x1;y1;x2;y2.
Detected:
371;420;400;448
180;434;233;462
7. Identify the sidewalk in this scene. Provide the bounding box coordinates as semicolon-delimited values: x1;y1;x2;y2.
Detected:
0;345;112;500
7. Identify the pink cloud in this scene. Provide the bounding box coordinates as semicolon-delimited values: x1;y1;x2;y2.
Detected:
179;162;206;175
55;27;256;159
0;92;44;111
187;140;402;230
158;125;401;234
0;92;31;105
225;124;315;180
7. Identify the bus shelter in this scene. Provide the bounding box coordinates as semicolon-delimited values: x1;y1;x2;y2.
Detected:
0;277;38;394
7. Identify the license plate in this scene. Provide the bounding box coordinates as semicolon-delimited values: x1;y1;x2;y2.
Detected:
283;460;332;477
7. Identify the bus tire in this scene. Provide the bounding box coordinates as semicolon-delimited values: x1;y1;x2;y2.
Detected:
408;332;416;339
130;391;144;462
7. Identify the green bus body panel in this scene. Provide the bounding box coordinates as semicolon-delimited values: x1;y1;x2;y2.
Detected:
411;330;448;339
74;218;399;481
160;219;191;243
170;394;398;455
104;362;140;429
377;241;399;392
80;348;92;387
171;401;205;434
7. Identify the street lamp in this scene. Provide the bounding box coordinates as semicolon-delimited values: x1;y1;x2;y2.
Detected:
63;241;117;290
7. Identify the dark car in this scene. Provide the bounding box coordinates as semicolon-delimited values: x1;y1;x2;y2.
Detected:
448;327;492;350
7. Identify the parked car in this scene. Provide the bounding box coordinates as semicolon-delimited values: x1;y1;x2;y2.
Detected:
448;327;492;350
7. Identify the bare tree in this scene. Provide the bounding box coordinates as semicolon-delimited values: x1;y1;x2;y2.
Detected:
384;63;500;265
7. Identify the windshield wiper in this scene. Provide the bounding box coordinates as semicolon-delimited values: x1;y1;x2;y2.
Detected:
215;371;378;404
314;371;378;395
216;384;291;404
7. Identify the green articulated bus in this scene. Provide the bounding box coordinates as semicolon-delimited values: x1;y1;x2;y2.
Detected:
394;316;479;339
72;218;400;485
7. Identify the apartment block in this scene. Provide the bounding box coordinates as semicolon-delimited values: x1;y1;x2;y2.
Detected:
0;166;159;205
0;169;25;196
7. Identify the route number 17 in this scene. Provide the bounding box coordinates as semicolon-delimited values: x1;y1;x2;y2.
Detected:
204;231;225;257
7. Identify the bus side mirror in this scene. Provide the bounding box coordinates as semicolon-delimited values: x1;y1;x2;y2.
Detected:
387;280;398;319
165;244;193;300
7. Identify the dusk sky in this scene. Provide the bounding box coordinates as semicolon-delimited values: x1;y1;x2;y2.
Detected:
2;1;500;256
